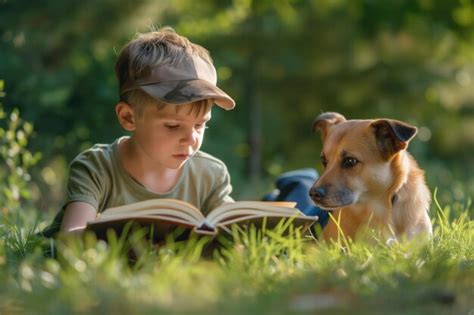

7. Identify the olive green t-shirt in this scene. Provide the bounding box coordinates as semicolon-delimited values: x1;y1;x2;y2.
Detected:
45;136;233;236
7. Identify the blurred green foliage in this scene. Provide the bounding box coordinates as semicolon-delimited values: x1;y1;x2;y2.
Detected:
0;0;473;210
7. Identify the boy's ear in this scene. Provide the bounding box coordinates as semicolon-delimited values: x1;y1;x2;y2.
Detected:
115;102;136;131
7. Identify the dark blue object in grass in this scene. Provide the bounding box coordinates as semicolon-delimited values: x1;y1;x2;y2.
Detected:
262;168;329;230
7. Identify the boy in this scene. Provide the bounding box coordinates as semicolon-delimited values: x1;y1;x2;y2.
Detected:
45;27;236;235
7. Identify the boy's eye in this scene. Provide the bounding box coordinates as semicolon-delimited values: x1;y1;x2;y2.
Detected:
195;123;208;130
165;124;179;129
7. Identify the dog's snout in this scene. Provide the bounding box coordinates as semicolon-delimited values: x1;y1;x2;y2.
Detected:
309;186;327;201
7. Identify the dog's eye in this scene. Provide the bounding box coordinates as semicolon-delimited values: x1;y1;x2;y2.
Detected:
320;156;327;167
341;157;358;168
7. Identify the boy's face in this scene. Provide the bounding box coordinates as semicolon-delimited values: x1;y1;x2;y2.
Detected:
130;102;212;169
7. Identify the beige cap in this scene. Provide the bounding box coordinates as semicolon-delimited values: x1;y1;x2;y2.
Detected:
120;54;235;110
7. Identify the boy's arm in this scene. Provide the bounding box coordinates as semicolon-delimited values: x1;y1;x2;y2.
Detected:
58;148;108;234
60;202;97;233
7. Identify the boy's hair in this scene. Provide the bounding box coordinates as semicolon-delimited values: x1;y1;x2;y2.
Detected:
115;27;235;112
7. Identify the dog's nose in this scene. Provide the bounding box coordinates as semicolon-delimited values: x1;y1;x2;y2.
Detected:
309;186;326;201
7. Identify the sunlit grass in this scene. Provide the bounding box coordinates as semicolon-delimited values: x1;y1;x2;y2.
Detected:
0;195;473;314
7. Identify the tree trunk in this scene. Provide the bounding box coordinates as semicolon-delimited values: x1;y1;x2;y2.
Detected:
245;58;262;182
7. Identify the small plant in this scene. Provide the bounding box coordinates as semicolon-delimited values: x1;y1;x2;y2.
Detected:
0;81;44;265
0;80;42;213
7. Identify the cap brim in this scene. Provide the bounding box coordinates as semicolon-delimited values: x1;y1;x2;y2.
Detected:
141;79;235;110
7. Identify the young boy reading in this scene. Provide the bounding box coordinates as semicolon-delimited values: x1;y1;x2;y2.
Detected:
45;27;236;235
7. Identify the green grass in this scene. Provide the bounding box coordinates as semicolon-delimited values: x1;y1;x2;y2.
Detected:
1;196;473;315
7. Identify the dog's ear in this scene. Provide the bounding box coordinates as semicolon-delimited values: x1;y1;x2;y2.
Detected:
370;119;417;159
312;112;346;140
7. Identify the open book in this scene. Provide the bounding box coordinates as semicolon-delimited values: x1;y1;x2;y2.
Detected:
86;199;318;240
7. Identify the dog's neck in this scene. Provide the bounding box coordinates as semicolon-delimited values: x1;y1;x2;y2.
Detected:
389;152;431;235
349;152;413;227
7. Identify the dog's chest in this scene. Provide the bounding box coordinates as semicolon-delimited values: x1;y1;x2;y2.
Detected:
349;201;393;224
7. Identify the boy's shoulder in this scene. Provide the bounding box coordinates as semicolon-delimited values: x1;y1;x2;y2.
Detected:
71;139;119;165
190;151;228;170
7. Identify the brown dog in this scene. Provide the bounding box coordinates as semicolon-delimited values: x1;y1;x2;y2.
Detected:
310;112;432;242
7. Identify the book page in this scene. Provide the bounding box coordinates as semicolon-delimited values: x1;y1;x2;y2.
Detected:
205;201;305;227
99;199;205;223
94;209;201;226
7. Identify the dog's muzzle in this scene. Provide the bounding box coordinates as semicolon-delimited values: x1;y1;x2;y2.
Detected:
309;186;327;202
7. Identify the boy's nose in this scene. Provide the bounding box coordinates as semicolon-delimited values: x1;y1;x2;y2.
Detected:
182;129;198;145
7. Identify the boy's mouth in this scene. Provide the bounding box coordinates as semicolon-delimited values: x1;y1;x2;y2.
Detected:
172;154;191;160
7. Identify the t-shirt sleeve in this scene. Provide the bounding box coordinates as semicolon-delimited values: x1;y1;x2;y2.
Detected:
203;162;234;212
43;151;108;237
64;152;109;211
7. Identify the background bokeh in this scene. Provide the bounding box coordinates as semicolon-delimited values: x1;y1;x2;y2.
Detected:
1;0;473;214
